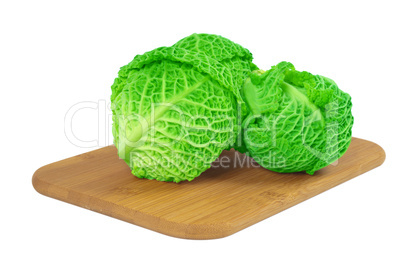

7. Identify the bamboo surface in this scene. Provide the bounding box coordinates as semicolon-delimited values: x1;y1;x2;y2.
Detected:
32;137;385;239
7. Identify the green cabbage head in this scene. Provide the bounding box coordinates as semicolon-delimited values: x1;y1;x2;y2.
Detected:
241;61;354;174
111;33;256;182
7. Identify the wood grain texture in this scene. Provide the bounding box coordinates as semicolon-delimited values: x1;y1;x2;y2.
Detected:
32;137;385;239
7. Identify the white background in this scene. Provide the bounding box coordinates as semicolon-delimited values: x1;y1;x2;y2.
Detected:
1;0;401;266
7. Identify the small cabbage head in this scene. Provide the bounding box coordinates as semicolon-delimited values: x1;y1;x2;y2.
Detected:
241;61;354;174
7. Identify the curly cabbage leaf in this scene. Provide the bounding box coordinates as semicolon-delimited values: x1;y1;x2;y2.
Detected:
111;33;255;182
241;61;353;174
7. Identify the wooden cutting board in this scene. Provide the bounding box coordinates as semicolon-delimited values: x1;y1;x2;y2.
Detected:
32;137;385;239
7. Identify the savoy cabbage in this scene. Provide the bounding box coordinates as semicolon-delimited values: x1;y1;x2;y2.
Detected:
241;61;353;174
111;34;256;182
